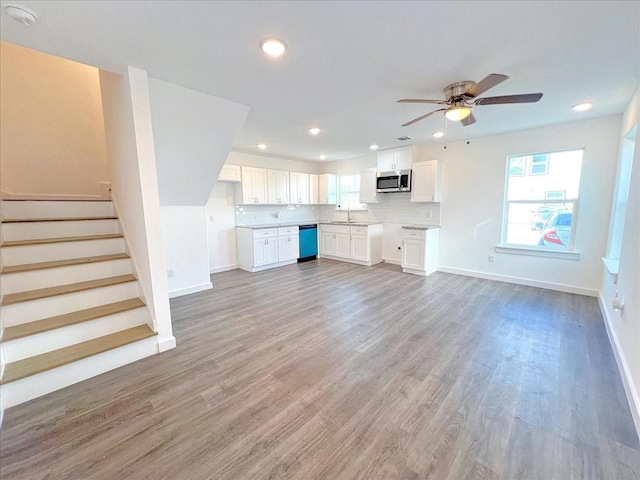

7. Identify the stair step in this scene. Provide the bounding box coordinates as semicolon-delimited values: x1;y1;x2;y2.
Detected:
1;274;137;306
0;325;157;385
1;253;130;274
1;216;118;223
1;233;123;247
2;298;146;341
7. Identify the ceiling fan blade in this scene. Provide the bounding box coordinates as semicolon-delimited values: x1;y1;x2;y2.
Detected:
465;73;509;98
401;109;447;127
474;93;543;105
397;99;445;104
460;112;476;126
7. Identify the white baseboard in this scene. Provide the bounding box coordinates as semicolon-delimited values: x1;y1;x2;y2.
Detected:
168;282;213;298
210;264;238;274
437;266;598;297
158;335;177;352
598;294;640;437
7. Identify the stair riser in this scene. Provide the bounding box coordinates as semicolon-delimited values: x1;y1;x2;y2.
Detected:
0;336;158;409
1;259;132;295
1;219;120;242
1;238;125;266
2;308;150;362
2;201;114;219
2;282;140;326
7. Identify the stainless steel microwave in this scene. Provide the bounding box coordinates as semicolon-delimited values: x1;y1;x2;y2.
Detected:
376;169;411;192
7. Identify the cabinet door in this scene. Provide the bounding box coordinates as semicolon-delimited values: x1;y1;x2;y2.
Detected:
309;174;319;204
350;235;369;261
289;235;300;260
411;160;439;203
402;239;425;270
264;237;278;264
253;238;266;266
298;173;310;204
268;170;289;204
395;146;413;170
319;174;337;204
277;171;289;204
335;233;351;258
254;168;268;204
320;231;337;256
377;149;396;171
278;235;300;261
242;167;256;203
267;170;279;204
359;168;378;204
218;164;241;182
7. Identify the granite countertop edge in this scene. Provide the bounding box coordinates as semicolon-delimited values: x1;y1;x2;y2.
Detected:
401;225;441;230
237;221;384;229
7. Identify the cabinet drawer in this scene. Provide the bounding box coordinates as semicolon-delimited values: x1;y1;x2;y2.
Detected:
253;228;277;239
350;226;368;235
321;224;350;234
278;226;299;236
402;229;426;240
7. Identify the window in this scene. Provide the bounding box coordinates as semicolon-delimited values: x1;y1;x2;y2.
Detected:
607;125;636;260
502;149;584;251
336;174;366;211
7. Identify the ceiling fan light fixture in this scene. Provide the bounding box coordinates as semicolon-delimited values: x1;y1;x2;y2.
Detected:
260;38;287;57
445;106;472;122
572;102;592;112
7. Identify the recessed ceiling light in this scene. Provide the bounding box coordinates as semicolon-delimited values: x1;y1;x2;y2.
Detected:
308;127;320;136
572;102;592;112
319;155;327;160
260;38;286;57
4;2;37;26
432;131;445;138
370;145;379;151
257;144;267;150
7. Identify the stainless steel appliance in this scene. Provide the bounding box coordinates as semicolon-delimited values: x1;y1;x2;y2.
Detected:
376;169;412;193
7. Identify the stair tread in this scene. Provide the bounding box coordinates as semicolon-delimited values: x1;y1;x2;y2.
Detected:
3;298;146;341
1;216;117;223
1;253;130;274
0;325;157;385
2;233;123;247
1;274;137;306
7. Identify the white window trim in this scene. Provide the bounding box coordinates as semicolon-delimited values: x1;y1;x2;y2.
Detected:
495;245;581;260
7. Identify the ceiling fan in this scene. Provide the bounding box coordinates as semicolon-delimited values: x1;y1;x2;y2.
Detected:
398;73;543;127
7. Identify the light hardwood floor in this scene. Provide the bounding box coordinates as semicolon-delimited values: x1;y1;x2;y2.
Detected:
1;259;638;479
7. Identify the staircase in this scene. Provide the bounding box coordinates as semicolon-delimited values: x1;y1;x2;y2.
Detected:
1;199;159;409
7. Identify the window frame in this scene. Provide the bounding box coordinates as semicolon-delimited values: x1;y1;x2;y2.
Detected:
336;174;367;211
500;148;584;255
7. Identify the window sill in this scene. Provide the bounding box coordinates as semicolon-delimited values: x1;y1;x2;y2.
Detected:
602;257;619;284
495;245;581;260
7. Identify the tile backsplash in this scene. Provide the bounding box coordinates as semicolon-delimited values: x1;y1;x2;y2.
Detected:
237;193;441;226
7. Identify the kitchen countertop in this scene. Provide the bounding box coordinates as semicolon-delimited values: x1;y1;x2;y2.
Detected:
401;225;441;230
238;221;383;229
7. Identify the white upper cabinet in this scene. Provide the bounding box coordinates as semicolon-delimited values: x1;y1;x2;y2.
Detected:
411;160;441;203
377;146;414;171
218;164;241;182
309;173;336;204
241;166;268;204
359;168;378;204
267;170;289;204
289;172;310;204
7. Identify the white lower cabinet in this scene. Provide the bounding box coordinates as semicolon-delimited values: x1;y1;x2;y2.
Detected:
319;224;382;266
237;226;300;272
400;228;439;276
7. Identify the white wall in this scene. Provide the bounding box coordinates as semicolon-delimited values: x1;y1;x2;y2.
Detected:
147;78;249;297
0;41;109;198
99;67;174;352
160;207;212;297
414;115;621;296
206;182;239;273
600;88;640;432
148;78;249;206
226;151;323;174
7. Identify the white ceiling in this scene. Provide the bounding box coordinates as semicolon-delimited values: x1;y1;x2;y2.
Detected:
1;1;639;162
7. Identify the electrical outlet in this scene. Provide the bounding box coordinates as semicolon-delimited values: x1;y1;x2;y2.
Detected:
426;211;433;219
488;254;495;263
209;214;214;222
167;269;174;278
